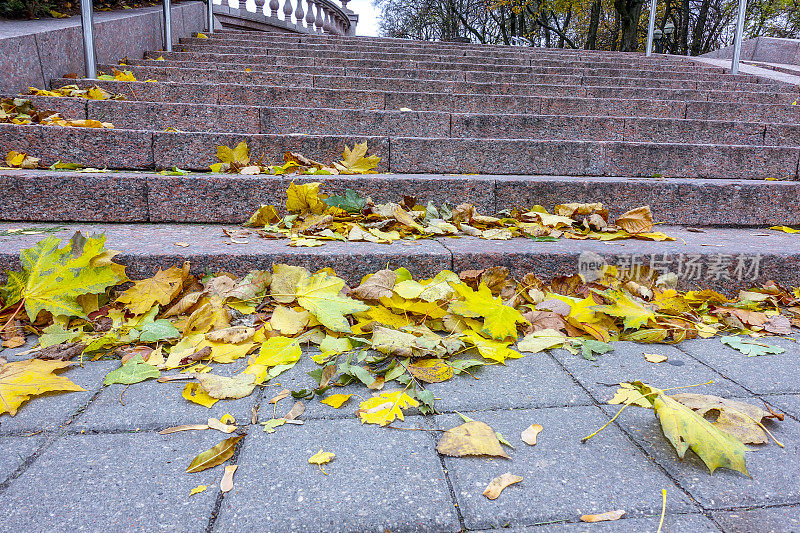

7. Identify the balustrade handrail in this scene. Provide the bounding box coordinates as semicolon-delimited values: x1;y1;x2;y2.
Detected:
216;0;356;36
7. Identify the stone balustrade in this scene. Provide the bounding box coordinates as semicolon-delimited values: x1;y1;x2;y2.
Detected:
213;0;357;36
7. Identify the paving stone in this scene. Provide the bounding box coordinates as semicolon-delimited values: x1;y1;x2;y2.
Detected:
426;352;593;412
608;403;800;509
550;341;750;404
498;513;720;532
0;435;45;484
213;416;461;532
0;430;222;531
762;394;800;420
0;361;116;435
677;337;800;394
72;359;258;431
711;505;800;532
436;407;698;530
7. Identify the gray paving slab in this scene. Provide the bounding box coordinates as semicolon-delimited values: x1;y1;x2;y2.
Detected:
0;430;223;532
711;505;800;533
436;406;698;530
73;360;259;431
550;341;751;404
0;360;116;435
426;352;593;412
763;394;800;420
0;435;45;484
607;403;800;510
677;337;800;395
212;416;461;532
493;512;720;531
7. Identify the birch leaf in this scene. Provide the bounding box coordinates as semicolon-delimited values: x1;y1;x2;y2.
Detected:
186;435;243;473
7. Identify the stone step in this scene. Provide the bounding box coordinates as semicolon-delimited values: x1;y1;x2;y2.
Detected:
2;170;798;226
39;97;800;146
197;32;721;66
147;49;724;74
45;78;800;115
1;124;797;178
126;56;748;83
101;64;787;97
0;222;797;290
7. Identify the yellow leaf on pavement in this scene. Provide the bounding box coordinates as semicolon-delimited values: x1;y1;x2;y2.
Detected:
644;352;668;363
461;330;523;364
357;390;419;426
189;485;208;496
309;449;335;474
295;272;369;333
0;359;85;416
186;435;243;473
196;373;257;399
320;393;352;408
407;358;454;383
450;283;527;340
182;383;219;408
436;420;510;459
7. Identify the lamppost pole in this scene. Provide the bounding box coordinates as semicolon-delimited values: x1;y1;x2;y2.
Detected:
80;0;97;78
645;0;657;56
731;0;748;74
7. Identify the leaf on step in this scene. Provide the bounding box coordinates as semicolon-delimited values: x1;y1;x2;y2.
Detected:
0;359;85;416
436;420;510;459
116;263;189;315
295;272;369;333
186;435;243;473
333;142;380;174
483;473;523;500
449;282;528;340
580;510;625;523
324;188;367;213
720;335;785;356
615;205;653;234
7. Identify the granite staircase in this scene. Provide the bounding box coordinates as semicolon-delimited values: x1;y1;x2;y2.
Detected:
1;30;800;290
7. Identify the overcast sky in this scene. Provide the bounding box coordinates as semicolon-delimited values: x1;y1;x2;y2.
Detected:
347;0;380;36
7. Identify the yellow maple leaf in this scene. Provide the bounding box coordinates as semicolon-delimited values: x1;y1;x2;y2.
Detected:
115;263;189;315
216;141;250;166
295;272;369;333
357;390;419;426
0;360;85;416
285;182;327;214
243;336;301;383
460;330;523;364
449;283;527;340
333;142;380;174
308;449;335;474
593;291;656;330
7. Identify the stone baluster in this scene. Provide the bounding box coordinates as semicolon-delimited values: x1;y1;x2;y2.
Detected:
294;0;304;29
314;2;323;33
254;0;266;16
269;0;279;18
283;0;293;22
322;8;331;33
305;0;315;29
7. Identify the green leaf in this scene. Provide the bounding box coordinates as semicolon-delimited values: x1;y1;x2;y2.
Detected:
575;339;614;361
38;323;83;348
448;359;485;375
323;189;367;213
295;272;369;333
720;335;785;357
1;232;127;321
139;319;180;343
415;388;435;415
103;355;160;385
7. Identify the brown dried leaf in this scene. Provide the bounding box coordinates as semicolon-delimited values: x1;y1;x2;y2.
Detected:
283;401;305;420
482;472;523;500
220;464;237;493
352;269;396;300
35;342;85;361
436;421;510;459
615;205;653;234
580;510;625;523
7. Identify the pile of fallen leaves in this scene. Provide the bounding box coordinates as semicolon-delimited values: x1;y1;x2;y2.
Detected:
0;97;113;129
27;85;126;101
210;141;381;176
234;180;672;247
0;232;796;480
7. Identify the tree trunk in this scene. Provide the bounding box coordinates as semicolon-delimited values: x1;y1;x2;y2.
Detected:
690;0;711;55
611;9;621;50
585;0;602;49
615;0;645;51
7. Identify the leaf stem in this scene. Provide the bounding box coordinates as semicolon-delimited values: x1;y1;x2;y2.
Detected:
656;489;667;533
581;403;631;443
0;299;25;335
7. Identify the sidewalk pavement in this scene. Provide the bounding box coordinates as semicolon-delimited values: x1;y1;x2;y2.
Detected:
1;336;799;532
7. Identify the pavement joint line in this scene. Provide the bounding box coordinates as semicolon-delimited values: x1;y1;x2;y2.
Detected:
428;428;468;531
544;350;709;518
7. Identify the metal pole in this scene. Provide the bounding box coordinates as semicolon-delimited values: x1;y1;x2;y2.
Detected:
645;0;657;56
207;0;215;33
730;0;748;74
80;0;97;78
163;0;173;51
